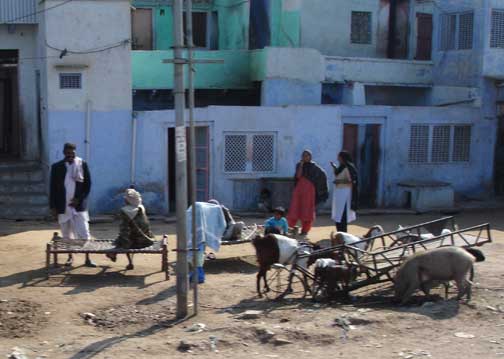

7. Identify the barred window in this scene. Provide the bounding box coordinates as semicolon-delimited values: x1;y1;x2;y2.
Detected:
252;135;275;172
431;126;451;163
59;73;82;89
440;14;456;50
351;11;372;44
409;124;472;164
224;135;247;172
409;125;429;163
453;125;471;162
458;12;474;49
491;9;504;48
224;133;276;173
440;12;473;51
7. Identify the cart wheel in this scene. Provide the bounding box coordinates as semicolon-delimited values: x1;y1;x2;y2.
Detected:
264;266;307;300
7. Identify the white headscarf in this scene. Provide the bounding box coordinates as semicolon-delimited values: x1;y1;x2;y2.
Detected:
121;189;145;220
69;156;85;183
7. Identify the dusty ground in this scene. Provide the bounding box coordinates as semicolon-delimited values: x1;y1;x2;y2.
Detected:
0;211;503;359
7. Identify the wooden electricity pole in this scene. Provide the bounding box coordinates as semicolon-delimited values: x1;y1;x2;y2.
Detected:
172;0;189;319
165;0;224;319
185;0;199;315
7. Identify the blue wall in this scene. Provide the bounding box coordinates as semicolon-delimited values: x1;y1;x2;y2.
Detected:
47;110;134;214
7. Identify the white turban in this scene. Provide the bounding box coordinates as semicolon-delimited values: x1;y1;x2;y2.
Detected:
124;189;142;207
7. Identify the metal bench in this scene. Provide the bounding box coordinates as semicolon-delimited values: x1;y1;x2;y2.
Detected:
46;232;169;280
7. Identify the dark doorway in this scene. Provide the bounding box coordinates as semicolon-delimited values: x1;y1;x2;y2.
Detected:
416;13;433;60
495;103;504;195
0;50;20;157
167;126;210;213
342;123;381;208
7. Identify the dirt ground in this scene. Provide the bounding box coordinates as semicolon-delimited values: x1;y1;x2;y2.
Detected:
0;211;503;359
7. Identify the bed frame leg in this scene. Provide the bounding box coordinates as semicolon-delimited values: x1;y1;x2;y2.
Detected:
46;243;51;279
51;232;59;268
162;235;169;280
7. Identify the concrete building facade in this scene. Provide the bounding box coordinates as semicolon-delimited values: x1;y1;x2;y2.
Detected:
0;0;502;217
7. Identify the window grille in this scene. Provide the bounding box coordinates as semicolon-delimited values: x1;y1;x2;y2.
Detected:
458;12;474;49
453;125;471;162
224;133;276;173
252;134;275;172
409;125;429;163
491;9;504;48
224;135;247;172
59;73;81;89
409;124;472;164
440;14;456;50
431;125;451;163
351;11;372;44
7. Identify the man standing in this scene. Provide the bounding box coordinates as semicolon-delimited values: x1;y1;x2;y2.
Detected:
50;143;96;267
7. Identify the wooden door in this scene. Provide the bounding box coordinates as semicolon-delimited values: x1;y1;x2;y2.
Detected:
343;124;359;162
187;126;210;202
416;13;433;60
131;8;153;50
359;125;381;208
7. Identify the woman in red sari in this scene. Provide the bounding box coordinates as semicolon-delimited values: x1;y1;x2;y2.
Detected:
287;150;329;236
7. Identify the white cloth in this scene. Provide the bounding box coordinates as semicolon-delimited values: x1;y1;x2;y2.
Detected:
121;204;145;220
60;216;90;240
186;202;227;253
274;234;311;269
58;160;89;238
338;232;367;251
275;234;299;265
331;186;356;223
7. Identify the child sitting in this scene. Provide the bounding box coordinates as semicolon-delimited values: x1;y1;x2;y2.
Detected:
264;207;289;235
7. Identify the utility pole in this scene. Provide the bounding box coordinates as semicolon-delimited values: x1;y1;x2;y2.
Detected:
184;0;199;315
173;0;189;320
164;0;224;319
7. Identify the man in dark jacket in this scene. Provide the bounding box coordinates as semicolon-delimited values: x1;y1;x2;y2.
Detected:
50;143;95;267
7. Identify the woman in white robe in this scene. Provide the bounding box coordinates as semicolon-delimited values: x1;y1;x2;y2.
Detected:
331;151;358;232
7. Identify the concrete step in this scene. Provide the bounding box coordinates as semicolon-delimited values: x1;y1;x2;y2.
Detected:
0;204;49;220
0;167;44;182
0;192;49;206
0;180;46;193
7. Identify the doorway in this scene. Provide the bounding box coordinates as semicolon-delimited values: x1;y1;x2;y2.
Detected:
342;123;382;208
495;103;504;195
167;126;210;212
131;8;153;50
416;13;433;60
0;50;20;157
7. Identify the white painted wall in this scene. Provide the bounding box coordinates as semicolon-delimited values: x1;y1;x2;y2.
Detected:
0;24;39;160
41;0;132;112
300;0;384;58
325;56;433;85
131;105;494;213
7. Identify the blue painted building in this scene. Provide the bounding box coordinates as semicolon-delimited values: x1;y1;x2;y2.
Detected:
0;0;502;218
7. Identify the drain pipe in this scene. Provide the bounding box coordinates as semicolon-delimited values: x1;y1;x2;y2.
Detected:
131;111;137;186
85;100;92;161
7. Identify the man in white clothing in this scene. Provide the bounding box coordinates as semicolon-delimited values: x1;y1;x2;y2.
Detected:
49;143;95;267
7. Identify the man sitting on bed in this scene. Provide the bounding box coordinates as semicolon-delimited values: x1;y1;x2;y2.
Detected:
207;199;244;241
106;189;155;270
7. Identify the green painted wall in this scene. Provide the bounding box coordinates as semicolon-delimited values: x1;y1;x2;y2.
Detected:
132;50;254;89
214;0;249;50
154;6;173;50
270;0;300;47
131;0;300;90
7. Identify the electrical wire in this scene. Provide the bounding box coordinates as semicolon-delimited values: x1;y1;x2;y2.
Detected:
1;0;73;24
45;39;131;55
